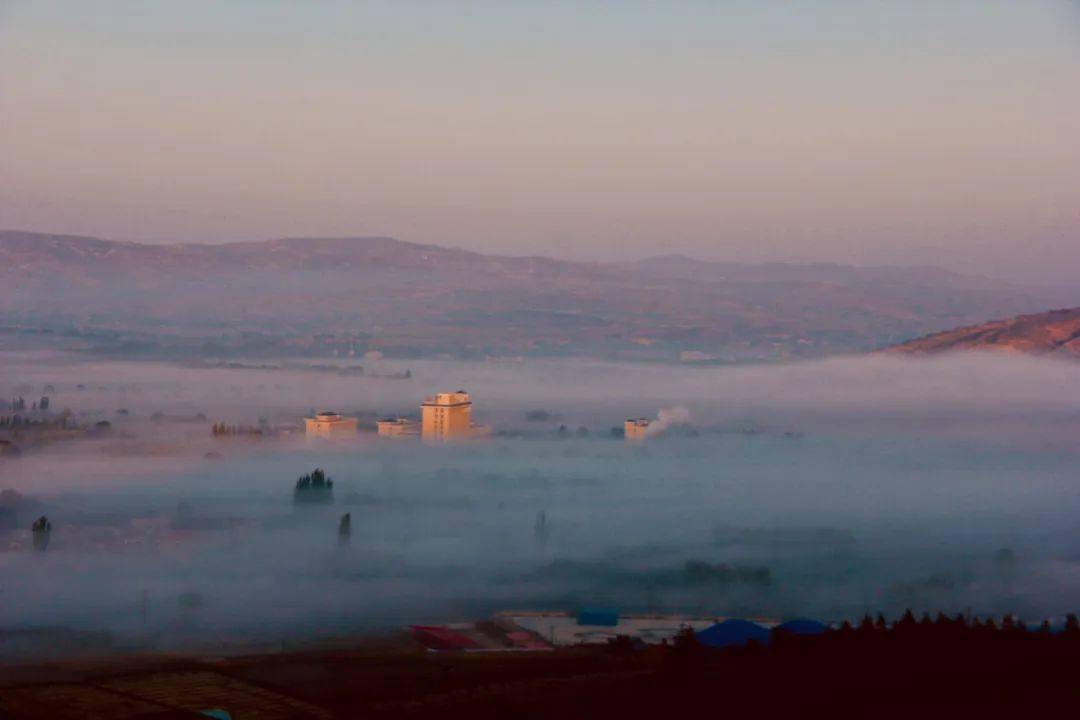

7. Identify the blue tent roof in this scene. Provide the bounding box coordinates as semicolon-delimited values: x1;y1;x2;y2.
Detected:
577;608;619;627
696;619;770;649
774;618;828;636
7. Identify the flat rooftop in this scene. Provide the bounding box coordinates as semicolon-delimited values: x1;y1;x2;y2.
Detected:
500;612;778;646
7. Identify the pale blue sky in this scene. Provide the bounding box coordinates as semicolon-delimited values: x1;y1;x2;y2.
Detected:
1;1;1078;280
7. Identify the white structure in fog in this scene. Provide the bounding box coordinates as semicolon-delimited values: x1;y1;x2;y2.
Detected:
376;417;420;438
624;418;651;441
304;411;358;439
421;391;491;441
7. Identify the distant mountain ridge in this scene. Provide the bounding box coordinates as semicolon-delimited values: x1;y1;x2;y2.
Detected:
2;230;1076;362
886;308;1080;359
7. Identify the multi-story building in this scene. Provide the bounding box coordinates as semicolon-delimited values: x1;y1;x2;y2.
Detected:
421;391;475;441
624;418;651;441
376;417;421;438
304;411;358;439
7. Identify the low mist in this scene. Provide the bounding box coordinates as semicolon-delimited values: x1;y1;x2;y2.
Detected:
3;350;1080;656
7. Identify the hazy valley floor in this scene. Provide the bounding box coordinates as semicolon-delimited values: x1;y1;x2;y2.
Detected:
2;351;1080;656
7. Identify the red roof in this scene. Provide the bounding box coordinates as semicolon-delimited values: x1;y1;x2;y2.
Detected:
410;625;481;651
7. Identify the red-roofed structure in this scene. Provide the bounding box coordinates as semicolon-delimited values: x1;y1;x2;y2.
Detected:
410;625;481;651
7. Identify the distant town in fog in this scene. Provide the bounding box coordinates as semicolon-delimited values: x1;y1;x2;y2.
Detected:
3;0;1080;715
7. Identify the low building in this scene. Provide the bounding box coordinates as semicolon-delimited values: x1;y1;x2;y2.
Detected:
624;418;651;441
303;411;358;439
680;350;720;363
376;417;420;438
499;611;768;646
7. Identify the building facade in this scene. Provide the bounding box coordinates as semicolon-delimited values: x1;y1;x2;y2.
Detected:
421;391;474;441
304;411;358;439
376;417;421;438
624;418;651;441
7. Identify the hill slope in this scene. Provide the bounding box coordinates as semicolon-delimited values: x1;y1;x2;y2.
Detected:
2;230;1076;361
887;308;1080;358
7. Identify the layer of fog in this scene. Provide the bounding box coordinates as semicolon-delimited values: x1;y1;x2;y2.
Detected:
2;351;1080;656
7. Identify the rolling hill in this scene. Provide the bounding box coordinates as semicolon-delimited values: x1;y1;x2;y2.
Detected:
886;308;1080;359
2;230;1076;362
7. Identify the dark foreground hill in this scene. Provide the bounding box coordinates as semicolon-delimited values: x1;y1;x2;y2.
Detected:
3;230;1075;362
887;308;1080;359
0;615;1078;718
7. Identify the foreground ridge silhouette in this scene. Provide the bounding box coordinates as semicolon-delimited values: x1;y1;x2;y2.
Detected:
1;610;1079;718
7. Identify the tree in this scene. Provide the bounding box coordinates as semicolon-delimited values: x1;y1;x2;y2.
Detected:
338;512;351;545
295;468;334;504
669;625;704;672
607;634;636;656
534;510;548;545
31;515;51;551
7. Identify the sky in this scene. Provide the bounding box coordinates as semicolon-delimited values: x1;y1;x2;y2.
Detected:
1;1;1079;281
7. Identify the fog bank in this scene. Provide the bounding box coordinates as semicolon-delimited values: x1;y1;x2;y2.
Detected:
2;351;1080;655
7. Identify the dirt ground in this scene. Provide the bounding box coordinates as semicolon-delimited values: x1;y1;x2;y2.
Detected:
4;626;1080;719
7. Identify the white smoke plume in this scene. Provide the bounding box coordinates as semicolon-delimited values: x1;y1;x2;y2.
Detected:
646;406;692;436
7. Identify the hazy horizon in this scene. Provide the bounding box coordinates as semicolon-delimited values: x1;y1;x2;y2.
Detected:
2;1;1079;284
0;227;1062;279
